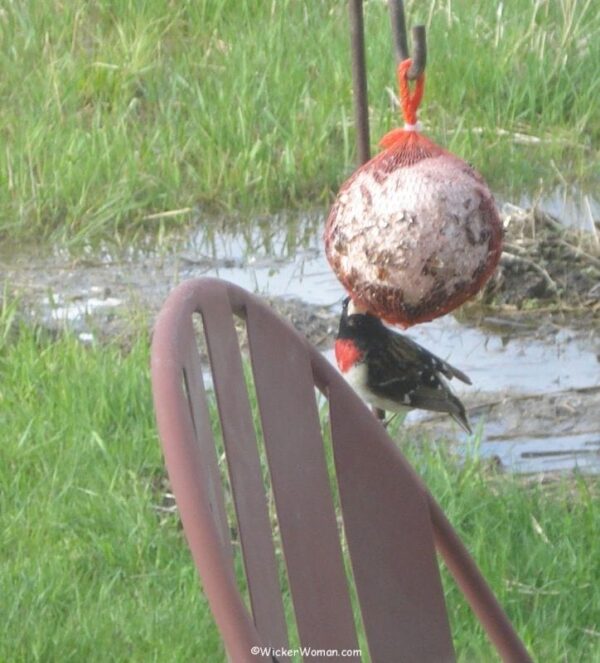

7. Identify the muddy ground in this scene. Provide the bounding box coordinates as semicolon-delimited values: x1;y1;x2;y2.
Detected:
2;205;599;473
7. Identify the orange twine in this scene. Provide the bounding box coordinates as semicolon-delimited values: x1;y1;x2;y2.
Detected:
398;59;425;128
379;59;428;150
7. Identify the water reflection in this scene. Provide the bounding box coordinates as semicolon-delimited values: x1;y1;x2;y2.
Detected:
511;186;598;232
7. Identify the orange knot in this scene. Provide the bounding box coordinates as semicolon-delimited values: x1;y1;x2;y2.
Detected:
398;59;425;129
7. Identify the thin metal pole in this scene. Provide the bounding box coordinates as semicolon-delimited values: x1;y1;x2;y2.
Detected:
388;0;409;61
348;0;370;165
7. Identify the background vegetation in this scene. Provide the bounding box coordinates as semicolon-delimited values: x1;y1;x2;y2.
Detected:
1;0;598;243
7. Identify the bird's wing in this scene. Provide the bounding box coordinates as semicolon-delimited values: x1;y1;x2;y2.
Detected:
368;364;472;433
363;344;421;402
365;334;472;433
388;333;472;384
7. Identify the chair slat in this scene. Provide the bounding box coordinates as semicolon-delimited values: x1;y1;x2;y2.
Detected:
328;380;455;663
200;284;289;650
181;327;234;562
246;301;360;662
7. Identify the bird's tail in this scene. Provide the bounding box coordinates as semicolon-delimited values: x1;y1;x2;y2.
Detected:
450;397;472;434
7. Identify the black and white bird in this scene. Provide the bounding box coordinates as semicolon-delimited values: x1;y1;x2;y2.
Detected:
335;297;472;433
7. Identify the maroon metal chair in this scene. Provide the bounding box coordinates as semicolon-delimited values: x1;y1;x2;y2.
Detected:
151;277;532;662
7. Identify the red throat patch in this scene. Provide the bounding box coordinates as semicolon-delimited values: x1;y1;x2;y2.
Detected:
335;339;363;373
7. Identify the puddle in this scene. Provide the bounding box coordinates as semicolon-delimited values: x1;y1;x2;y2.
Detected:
400;319;599;394
471;431;600;474
2;203;599;474
408;385;600;475
324;315;600;474
181;212;341;305
513;186;599;233
43;290;123;322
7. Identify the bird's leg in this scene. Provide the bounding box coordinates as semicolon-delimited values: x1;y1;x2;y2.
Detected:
372;406;397;429
383;412;400;429
372;406;386;423
372;407;399;430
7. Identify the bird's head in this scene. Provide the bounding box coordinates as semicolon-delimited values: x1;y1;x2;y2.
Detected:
337;296;385;344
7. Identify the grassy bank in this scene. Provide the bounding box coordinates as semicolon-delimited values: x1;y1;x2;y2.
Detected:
1;305;598;661
1;0;598;244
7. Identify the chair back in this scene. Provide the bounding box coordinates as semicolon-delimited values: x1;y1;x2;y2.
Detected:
151;277;531;663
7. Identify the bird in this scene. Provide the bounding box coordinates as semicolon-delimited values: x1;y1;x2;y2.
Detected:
335;297;472;433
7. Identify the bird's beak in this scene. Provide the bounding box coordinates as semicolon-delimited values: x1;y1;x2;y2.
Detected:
347;298;369;316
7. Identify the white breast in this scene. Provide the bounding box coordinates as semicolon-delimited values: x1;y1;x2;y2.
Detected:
344;361;369;396
343;362;409;414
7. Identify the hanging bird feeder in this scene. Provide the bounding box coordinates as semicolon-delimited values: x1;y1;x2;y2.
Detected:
325;3;502;328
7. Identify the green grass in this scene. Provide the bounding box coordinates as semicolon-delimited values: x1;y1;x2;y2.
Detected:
1;302;599;661
0;308;224;661
411;438;600;661
0;0;598;244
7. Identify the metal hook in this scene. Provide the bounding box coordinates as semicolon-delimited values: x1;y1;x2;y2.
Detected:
388;1;427;79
